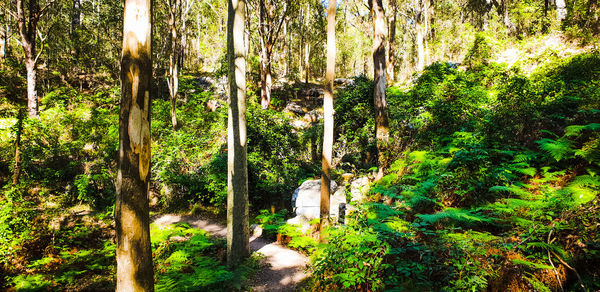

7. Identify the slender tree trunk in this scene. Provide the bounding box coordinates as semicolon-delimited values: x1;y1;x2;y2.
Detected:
320;0;336;238
304;43;310;84
167;0;179;129
72;0;81;30
25;58;38;118
227;0;249;267
283;20;288;77
115;0;154;290
502;0;514;32
12;109;24;186
304;5;310;84
0;23;6;61
387;0;396;83
17;0;40;118
260;46;272;109
372;0;389;181
414;0;425;72
556;0;567;22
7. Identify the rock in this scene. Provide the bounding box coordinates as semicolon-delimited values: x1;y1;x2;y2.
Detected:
206;99;221;112
195;76;214;89
250;224;263;238
290;179;346;222
350;176;371;203
291;119;310;129
285;102;307;115
303;110;322;123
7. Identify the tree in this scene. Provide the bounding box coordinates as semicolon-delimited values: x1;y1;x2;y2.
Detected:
226;0;249;266
254;0;293;109
16;0;51;118
414;0;425;72
115;0;154;290
387;0;397;82
166;0;195;129
320;0;335;238
370;0;389;181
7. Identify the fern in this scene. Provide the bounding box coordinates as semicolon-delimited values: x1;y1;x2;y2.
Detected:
560;175;600;204
524;274;552;292
564;123;600;136
417;208;493;227
489;185;533;198
536;138;574;161
511;259;553;270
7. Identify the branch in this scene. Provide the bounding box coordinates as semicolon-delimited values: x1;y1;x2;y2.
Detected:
0;3;18;19
34;28;45;63
39;0;57;17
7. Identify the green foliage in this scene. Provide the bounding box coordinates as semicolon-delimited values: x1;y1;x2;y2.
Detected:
334;76;376;168
151;222;258;291
312;52;600;290
256;209;286;239
464;32;495;68
311;224;389;291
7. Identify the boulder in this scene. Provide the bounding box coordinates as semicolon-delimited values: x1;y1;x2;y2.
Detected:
350;176;371;203
290;179;346;221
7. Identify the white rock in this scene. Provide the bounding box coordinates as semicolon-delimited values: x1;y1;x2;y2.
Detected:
350;176;371;203
290;179;346;222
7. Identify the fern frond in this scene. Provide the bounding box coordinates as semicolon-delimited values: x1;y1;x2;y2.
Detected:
558;175;600;204
565;123;600;136
512;259;553;270
537;138;574;161
490;185;533;198
417;208;493;227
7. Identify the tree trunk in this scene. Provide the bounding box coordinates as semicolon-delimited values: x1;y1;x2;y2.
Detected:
115;0;154;290
260;46;272;109
25;58;39;118
72;0;81;31
167;0;179;129
414;0;425;72
227;0;249;267
12;109;24;186
283;20;288;77
556;0;567;22
387;0;397;83
304;43;310;84
320;0;336;239
372;0;389;181
502;0;515;32
304;4;310;84
17;0;40;118
0;24;6;61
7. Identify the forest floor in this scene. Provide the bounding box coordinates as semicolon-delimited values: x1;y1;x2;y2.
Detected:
153;214;309;292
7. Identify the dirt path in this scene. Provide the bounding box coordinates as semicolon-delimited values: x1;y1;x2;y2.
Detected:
153;214;309;291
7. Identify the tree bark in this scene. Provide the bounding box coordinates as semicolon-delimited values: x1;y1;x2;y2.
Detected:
371;0;389;181
387;0;397;83
227;0;249;267
304;43;310;84
259;45;272;109
17;0;40;118
556;0;567;22
414;0;425;72
257;0;288;109
25;58;38;118
0;22;7;61
115;0;154;290
12;109;24;186
167;0;180;129
501;0;515;33
304;4;310;84
320;0;336;239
